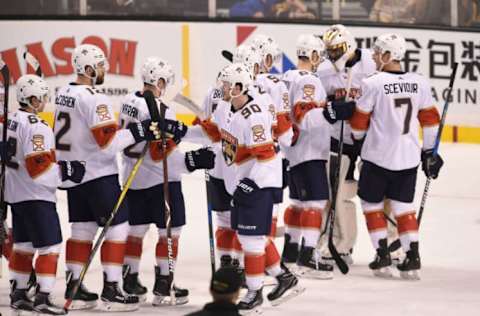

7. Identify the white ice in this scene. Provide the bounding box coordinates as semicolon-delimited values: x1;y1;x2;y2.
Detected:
1;142;479;315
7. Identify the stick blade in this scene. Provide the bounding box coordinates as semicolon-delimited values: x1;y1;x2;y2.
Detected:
328;237;349;274
172;93;205;120
23;51;42;77
221;50;233;62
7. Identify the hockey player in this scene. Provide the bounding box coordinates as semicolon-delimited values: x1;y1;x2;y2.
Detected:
350;33;442;280
160;63;302;313
54;44;159;311
280;34;334;279
120;57;215;305
6;74;85;315
251;35;294;240
201;66;245;270
318;24;377;264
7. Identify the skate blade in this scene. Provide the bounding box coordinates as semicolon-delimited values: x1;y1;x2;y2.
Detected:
400;270;420;281
10;309;34;316
296;266;334;280
137;294;147;303
269;284;306;307
239;306;263;315
373;267;393;278
66;300;97;310
152;295;188;306
100;300;139;312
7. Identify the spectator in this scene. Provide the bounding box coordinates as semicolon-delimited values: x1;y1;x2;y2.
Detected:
230;0;280;17
185;267;242;316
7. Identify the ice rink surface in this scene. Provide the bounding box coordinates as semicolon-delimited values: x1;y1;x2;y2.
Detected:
1;142;479;315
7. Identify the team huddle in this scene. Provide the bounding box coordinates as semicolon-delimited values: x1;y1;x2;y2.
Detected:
0;24;444;315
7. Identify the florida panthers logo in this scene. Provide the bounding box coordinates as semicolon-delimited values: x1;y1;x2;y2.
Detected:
303;84;315;101
32;134;45;152
221;129;238;166
96;104;111;121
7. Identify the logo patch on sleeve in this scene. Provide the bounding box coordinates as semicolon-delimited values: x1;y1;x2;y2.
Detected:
96;104;112;121
32;135;45;152
303;84;315;101
252;125;266;142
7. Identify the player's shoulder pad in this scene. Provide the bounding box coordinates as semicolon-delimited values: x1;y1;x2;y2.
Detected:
316;60;337;78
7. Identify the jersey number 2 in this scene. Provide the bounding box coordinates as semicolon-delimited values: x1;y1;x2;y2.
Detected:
55;112;71;151
394;98;412;135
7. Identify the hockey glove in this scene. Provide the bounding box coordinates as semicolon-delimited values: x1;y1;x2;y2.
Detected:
58;160;86;183
0;138;16;162
127;120;161;143
323;100;356;124
421;149;444;179
185;148;216;172
158;119;188;142
233;178;260;203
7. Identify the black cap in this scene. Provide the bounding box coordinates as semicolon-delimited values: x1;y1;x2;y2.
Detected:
210;267;242;295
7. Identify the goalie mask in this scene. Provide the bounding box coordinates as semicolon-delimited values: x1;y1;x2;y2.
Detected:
323;24;357;71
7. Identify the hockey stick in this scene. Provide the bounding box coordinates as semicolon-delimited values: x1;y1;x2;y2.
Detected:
173;93;206;120
172;93;216;274
0;60;10;278
143;90;176;305
221;50;233;62
64;93;158;310
205;171;216;275
23;51;43;77
64;143;149;311
417;62;458;226
326;67;354;275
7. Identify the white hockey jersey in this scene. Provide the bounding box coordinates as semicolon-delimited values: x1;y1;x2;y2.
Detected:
255;73;293;150
198;87;226;180
54;83;135;188
118;91;188;189
186;95;282;195
351;71;440;171
282;70;330;168
317;49;377;145
5;110;61;203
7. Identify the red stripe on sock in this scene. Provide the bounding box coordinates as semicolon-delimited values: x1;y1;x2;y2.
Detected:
396;212;418;234
284;206;301;228
364;210;387;232
35;253;59;276
215;228;236;250
232;232;243;252
101;241;126;265
269;217;278;238
300;208;322;229
125;236;143;258
66;239;92;265
155;238;179;259
265;240;281;269
244;253;266;276
9;250;34;274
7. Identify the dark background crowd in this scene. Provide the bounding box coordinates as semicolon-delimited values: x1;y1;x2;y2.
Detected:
0;0;479;27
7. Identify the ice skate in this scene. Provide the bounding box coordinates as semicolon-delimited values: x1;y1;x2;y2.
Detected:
26;270;37;300
100;273;139;311
281;234;299;269
296;246;333;279
267;268;305;306
33;292;66;315
369;239;393;278
238;287;263;315
397;242;421;280
10;281;34;316
122;264;147;303
64;271;98;310
152;266;189;306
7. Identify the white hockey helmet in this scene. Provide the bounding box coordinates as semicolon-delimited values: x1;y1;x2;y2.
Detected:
251;34;282;70
373;33;406;62
72;44;109;76
141;57;175;87
16;74;49;106
323;24;357;70
296;34;325;64
224;63;253;97
233;44;262;75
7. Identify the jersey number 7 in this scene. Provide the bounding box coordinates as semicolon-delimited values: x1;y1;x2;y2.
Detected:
394;97;412;135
